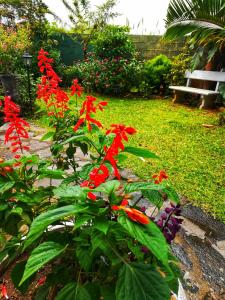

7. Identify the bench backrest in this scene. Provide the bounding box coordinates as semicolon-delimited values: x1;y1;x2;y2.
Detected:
185;70;225;82
185;70;225;91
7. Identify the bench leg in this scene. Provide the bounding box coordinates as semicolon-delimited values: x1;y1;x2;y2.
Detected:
172;90;185;104
199;95;216;109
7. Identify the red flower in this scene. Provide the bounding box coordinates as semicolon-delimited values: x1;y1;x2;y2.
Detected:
152;170;168;184
1;283;9;299
73;96;107;132
104;124;136;179
112;200;149;225
37;49;70;118
3;96;30;156
71;79;83;97
89;165;109;187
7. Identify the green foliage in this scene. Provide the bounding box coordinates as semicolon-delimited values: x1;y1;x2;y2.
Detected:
60;65;82;87
0;24;31;74
77;54;142;95
164;0;225;66
144;54;172;94
167;48;192;86
62;0;118;57
116;263;170;300
93;25;136;59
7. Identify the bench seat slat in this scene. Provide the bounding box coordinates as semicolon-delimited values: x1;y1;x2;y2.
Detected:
169;86;219;96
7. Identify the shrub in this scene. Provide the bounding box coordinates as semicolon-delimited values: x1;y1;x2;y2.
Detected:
60;64;82;87
0;25;31;74
92;25;136;59
75;25;142;95
77;54;142;95
168;49;192;86
144;54;172;94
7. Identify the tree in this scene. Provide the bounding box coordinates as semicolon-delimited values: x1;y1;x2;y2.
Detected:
164;0;225;68
61;0;119;58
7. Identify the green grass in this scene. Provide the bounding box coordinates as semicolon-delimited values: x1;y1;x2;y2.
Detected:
33;96;225;221
95;97;225;221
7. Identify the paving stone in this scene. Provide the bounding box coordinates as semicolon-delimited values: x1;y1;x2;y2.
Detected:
181;204;225;240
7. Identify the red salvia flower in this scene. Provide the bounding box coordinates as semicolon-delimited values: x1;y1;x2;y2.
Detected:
1;283;9;299
104;124;137;179
37;49;70;118
80;164;110;201
73;96;108;131
3;96;30;156
112;200;149;225
71;79;83;97
152;170;168;184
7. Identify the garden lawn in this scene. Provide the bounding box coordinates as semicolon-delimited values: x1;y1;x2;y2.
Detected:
94;97;225;222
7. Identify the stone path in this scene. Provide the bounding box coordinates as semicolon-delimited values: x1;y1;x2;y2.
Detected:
1;124;225;300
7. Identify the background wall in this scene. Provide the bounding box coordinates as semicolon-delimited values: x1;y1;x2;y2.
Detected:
130;35;185;59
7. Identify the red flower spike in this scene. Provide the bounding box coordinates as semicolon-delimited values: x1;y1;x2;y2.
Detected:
104;124;137;179
74;95;107;132
3;96;30;156
71;79;83;97
37;49;70;118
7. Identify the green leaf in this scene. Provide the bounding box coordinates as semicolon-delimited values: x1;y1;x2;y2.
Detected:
20;242;66;285
11;261;36;294
142;190;163;209
55;282;91;300
164;186;180;203
41;131;55;141
54;185;87;201
61;135;90;146
118;216;168;265
94;180;120;194
124;182;164;193
74;215;92;230
24;205;87;249
94;216;109;234
116;263;170;300
0;181;15;194
0;204;8;211
100;285;116;300
38;168;65;179
76;246;93;271
123;146;159;159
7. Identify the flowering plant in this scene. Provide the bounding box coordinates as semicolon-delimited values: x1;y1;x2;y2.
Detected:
0;50;182;299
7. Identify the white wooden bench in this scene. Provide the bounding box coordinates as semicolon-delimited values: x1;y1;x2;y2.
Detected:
169;70;225;109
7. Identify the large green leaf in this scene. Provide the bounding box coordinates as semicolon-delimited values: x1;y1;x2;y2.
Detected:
54;185;87;201
116;263;170;300
55;282;91;300
118;216;168;265
11;261;36;294
0;181;15;194
24;205;87;249
38;168;65;179
94;216;109;234
142;190;164;209
123;146;159;159
41;131;55;141
76;246;93;271
94;180;120;195
20;241;66;285
124;182;164;193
